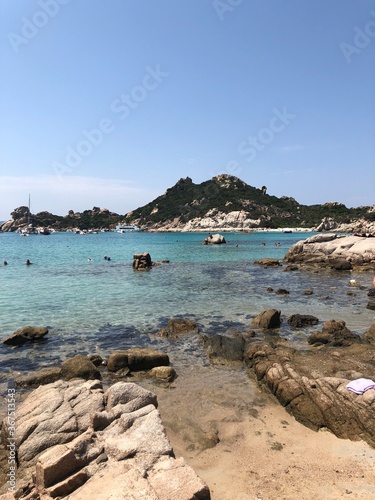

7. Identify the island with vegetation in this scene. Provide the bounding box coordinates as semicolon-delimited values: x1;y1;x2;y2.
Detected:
1;175;374;233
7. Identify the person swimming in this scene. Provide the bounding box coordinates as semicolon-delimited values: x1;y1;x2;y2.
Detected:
25;259;32;265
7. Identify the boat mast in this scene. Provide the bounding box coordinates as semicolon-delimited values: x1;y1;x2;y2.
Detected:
28;194;31;225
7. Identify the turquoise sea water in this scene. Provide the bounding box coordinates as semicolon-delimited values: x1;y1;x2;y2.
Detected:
1;231;374;376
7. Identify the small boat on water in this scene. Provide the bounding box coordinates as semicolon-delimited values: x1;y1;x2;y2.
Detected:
20;225;38;236
115;224;141;233
19;195;51;235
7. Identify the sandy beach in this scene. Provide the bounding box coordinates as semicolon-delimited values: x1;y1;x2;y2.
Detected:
146;363;375;500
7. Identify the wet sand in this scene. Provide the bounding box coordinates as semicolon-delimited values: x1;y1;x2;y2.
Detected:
142;363;375;500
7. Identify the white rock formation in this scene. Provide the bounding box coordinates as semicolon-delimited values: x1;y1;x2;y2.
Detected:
0;380;210;499
285;234;375;268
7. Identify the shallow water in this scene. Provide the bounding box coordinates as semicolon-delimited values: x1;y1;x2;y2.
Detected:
0;231;374;378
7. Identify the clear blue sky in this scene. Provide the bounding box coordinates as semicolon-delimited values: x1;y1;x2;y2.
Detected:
1;0;374;220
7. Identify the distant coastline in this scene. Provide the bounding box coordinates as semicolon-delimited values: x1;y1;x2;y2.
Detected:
1;175;374;235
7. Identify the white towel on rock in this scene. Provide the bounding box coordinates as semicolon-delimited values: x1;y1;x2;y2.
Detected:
346;378;375;394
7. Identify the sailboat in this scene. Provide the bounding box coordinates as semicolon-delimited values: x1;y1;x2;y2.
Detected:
20;195;39;236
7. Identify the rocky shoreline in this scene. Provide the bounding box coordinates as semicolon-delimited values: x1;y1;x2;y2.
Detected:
284;233;375;271
2;307;375;498
1;235;375;498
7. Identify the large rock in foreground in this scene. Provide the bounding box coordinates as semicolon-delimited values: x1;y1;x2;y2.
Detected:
244;339;375;448
284;234;375;270
0;380;210;499
199;320;375;449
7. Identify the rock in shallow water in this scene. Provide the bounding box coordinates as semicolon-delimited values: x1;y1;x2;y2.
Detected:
287;314;319;328
61;354;101;380
107;348;169;372
157;317;199;338
2;326;48;346
202;233;226;244
308;319;361;347
251;309;281;329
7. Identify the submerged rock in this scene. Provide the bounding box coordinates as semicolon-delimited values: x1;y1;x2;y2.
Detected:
2;326;48;346
158;318;199;338
147;366;177;382
107;348;169;372
254;258;281;267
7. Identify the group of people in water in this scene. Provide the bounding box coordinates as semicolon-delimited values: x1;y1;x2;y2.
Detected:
87;256;111;262
3;256;112;266
3;259;32;265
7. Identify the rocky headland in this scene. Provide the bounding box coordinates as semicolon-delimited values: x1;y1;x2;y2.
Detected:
284;233;375;271
1;175;374;233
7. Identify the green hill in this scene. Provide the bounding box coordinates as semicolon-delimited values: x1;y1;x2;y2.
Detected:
123;174;370;230
1;174;372;232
